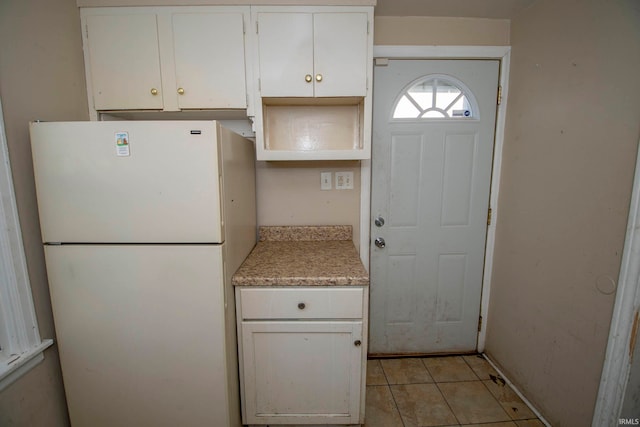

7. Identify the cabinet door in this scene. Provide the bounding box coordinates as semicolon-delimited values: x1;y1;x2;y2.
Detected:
313;13;368;97
257;13;314;97
241;321;363;424
172;13;247;109
86;14;163;110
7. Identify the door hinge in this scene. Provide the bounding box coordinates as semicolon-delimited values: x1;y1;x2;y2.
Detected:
478;316;483;332
84;24;89;39
242;19;246;35
497;85;503;105
487;207;492;226
255;20;259;34
367;20;370;34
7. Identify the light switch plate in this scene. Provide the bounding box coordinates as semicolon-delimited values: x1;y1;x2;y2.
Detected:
321;172;332;190
335;172;354;190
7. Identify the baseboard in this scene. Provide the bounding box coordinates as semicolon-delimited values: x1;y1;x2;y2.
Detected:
482;353;552;427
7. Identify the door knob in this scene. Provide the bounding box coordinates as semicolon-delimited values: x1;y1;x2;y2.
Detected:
374;216;385;227
354;340;362;347
374;237;386;248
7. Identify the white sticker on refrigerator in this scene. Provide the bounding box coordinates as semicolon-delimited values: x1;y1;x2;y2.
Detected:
115;132;130;157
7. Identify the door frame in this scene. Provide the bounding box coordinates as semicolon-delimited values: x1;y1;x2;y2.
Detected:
359;45;511;352
591;139;640;425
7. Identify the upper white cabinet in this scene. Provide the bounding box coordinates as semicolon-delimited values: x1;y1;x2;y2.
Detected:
256;11;368;97
81;7;249;115
249;6;373;160
85;13;164;111
172;12;247;109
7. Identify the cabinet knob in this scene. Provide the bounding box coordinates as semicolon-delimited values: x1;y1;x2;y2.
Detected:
305;74;312;83
354;340;362;347
298;302;306;310
315;74;323;82
150;88;158;96
177;87;185;95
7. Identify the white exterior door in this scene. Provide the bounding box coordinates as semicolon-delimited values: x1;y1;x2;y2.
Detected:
369;60;500;354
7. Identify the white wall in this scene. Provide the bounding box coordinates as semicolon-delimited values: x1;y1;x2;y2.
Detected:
0;0;88;425
485;1;640;425
257;161;362;247
374;16;510;46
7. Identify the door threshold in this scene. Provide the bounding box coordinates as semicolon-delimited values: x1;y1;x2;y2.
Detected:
368;350;478;359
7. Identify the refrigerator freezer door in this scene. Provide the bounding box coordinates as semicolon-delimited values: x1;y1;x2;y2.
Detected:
31;121;223;243
44;244;232;427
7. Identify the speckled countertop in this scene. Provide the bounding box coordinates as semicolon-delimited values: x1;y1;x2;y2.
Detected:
232;226;369;287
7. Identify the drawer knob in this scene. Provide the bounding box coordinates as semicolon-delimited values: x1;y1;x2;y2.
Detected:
150;88;158;96
354;340;362;347
298;302;306;310
177;87;185;95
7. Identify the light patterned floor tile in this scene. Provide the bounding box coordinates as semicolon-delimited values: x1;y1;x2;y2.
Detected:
367;359;388;385
364;356;544;427
438;381;511;424
464;422;518;427
423;356;479;382
381;358;433;385
483;378;536;420
364;385;404;427
390;383;457;427
463;354;500;380
515;419;546;427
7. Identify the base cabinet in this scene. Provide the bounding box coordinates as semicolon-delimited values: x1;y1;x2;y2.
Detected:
236;287;368;425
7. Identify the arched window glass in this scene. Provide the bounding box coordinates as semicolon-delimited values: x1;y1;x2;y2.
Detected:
392;75;478;120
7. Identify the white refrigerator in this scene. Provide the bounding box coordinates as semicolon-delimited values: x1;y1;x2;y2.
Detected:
30;121;256;427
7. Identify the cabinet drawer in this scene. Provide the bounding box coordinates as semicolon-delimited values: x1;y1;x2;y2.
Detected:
239;287;364;319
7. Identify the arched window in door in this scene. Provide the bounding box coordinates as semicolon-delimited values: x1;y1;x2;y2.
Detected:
392;74;480;120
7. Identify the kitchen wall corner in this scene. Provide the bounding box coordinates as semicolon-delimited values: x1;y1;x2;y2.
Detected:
0;0;88;425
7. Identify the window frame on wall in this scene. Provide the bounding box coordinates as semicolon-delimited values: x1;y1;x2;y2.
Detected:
0;96;52;391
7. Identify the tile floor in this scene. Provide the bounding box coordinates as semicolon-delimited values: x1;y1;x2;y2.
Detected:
365;354;545;427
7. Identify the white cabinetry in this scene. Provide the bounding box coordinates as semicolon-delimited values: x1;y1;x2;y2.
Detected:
84;13;163;111
250;6;373;161
172;12;247;109
236;287;368;425
256;11;368;97
81;7;249;116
